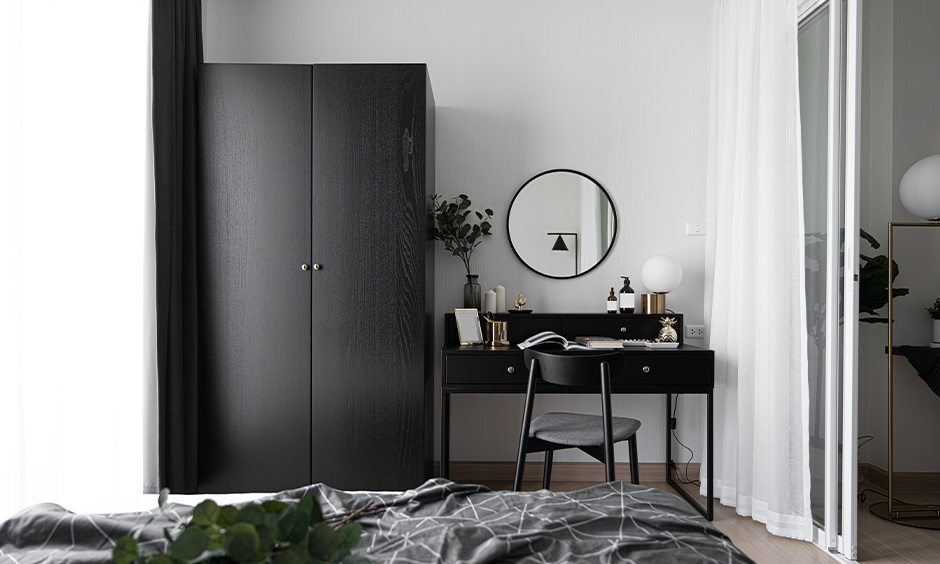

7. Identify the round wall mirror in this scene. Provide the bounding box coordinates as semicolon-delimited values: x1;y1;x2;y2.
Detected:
507;169;617;279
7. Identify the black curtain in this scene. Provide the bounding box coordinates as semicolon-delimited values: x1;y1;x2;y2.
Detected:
152;0;203;493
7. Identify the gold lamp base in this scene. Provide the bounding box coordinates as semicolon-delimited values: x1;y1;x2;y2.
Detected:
640;293;666;314
868;502;940;530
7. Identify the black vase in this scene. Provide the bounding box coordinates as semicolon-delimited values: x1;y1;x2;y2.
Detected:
464;274;481;309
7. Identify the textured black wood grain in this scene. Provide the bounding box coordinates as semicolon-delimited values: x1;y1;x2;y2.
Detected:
310;65;431;490
197;65;312;493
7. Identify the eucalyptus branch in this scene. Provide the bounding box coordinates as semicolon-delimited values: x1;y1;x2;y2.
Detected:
431;194;494;276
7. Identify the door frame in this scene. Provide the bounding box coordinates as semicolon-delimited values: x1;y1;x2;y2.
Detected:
798;0;862;559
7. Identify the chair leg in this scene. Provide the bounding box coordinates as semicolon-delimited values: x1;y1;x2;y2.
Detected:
629;435;639;485
542;450;553;490
513;445;527;491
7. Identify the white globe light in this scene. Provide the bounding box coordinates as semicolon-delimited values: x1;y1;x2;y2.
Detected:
641;255;683;294
900;154;940;220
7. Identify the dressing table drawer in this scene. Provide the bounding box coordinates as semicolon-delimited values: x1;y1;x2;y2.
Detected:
619;353;708;386
445;353;527;384
562;315;676;342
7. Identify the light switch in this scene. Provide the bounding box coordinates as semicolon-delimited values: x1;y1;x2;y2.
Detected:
685;223;705;236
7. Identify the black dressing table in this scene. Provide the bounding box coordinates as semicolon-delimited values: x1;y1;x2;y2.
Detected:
440;312;715;520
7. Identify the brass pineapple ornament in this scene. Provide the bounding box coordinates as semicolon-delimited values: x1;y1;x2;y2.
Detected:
658;317;678;343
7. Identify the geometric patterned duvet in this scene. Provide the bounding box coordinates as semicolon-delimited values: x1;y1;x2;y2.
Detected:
0;479;754;564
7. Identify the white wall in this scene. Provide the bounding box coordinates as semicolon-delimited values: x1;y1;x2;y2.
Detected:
203;0;715;464
860;0;940;473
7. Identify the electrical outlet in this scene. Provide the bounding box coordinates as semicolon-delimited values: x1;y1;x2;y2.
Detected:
685;325;705;339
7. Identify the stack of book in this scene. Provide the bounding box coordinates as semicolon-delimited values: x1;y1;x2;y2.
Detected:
574;336;625;349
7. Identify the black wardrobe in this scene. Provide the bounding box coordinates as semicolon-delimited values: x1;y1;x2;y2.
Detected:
196;64;435;493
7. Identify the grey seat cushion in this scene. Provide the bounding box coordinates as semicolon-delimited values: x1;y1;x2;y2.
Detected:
530;412;640;447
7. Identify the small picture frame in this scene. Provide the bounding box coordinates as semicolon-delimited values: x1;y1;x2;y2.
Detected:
455;308;483;345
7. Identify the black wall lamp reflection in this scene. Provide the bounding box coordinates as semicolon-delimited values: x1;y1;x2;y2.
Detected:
548;232;579;275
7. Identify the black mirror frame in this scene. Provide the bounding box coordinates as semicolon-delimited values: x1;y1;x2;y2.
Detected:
506;169;618;280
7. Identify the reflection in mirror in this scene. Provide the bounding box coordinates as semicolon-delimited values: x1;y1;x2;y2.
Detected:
507;170;617;278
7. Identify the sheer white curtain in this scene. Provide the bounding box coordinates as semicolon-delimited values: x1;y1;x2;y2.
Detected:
703;0;813;540
0;0;150;521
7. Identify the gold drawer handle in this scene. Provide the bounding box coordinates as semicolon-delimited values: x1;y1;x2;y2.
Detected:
643;366;650;373
507;366;515;374
621;327;626;333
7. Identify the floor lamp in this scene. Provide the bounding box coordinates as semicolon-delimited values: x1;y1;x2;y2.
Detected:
549;232;578;275
873;154;940;528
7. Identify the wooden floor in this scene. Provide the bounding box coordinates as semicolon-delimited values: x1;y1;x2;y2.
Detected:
474;478;837;564
856;481;940;564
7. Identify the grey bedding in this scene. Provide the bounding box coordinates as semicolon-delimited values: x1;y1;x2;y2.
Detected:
0;479;754;564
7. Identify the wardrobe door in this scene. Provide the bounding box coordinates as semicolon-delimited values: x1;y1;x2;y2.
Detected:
310;65;428;490
198;64;312;493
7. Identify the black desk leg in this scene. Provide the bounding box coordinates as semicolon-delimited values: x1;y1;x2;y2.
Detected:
441;389;450;479
707;389;713;520
665;393;672;481
665;393;714;521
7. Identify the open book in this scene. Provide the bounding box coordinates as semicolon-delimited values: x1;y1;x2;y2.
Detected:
516;331;590;350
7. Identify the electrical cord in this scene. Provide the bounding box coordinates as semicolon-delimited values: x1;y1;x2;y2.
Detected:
671;394;701;486
858;488;940;508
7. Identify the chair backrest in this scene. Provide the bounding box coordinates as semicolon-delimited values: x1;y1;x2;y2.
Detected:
523;348;624;387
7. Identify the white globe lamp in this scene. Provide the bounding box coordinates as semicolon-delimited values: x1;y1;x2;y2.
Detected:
640;255;683;314
899;154;940;221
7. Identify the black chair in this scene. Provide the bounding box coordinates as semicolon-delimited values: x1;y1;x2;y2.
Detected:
513;348;641;491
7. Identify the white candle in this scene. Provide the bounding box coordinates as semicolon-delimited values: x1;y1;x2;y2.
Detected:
483;290;497;314
494;284;506;312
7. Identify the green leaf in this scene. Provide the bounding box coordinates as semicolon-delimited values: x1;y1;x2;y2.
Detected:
485;208;494;216
114;536;139;564
170;526;210;561
458;199;470;210
158;489;170;510
278;510;309;543
296;494;323;525
475;211;483;220
458;194;468;199
307;522;339;560
460;224;471;238
860;228;880;249
335;522;362;550
272;551;305;564
480;221;491;231
206;532;224;552
150;555;176;564
224;523;261;563
192;500;220;527
262;500;289;515
234;504;266;527
255;525;276;554
218;506;237;528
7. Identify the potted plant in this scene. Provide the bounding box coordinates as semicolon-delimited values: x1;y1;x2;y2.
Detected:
431;194;494;308
926;298;940;347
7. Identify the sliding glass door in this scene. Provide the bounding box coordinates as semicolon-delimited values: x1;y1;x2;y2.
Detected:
798;0;860;559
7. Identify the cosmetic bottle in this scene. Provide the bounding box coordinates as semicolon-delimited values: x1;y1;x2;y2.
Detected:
619;276;635;314
607;288;618;314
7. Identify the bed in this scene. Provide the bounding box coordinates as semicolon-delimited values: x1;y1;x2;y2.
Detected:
0;479;753;564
